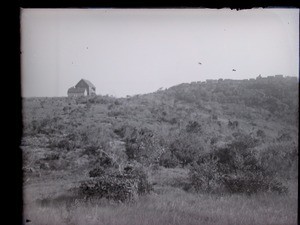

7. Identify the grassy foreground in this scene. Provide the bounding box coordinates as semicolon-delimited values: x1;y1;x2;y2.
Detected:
23;168;298;225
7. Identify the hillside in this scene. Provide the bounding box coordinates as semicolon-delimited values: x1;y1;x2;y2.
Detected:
21;75;298;225
23;75;298;145
22;75;298;178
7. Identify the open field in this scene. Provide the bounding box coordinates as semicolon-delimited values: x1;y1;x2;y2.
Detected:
23;168;298;225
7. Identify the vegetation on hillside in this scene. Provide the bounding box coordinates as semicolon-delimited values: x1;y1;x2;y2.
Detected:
22;76;298;224
22;76;298;196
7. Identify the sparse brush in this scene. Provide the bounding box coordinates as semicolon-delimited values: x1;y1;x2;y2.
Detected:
188;135;290;195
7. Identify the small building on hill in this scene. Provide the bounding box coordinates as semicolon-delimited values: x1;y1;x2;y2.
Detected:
68;79;96;97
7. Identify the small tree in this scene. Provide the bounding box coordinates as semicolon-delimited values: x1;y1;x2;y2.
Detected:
170;132;204;167
189;156;220;193
125;127;165;166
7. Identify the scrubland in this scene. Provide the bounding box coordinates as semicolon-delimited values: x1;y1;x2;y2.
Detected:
22;77;298;224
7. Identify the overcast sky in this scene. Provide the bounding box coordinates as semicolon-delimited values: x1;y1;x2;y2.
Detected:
21;8;299;97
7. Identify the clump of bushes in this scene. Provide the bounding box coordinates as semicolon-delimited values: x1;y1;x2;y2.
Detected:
188;135;289;195
124;127;165;166
188;156;221;193
125;163;153;195
259;142;298;179
79;162;152;202
79;171;139;202
169;132;205;167
221;173;287;194
30;117;54;135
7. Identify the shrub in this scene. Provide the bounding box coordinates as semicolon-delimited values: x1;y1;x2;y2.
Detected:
95;152;115;168
256;129;266;139
228;120;239;129
124;127;164;166
108;110;124;117
212;114;218;120
83;145;99;156
124;163;152;195
258;142;298;179
43;152;60;161
31;117;53;135
88;166;106;178
189;157;221;193
185;121;202;133
88;95;115;104
188;136;289;194
169;132;204;167
48;138;76;151
222;173;287;194
277;133;292;142
79;162;152;202
79;173;139;202
75;96;88;104
77;124;114;151
159;150;180;168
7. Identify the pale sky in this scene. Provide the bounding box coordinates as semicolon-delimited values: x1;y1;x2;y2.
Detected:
21;8;299;97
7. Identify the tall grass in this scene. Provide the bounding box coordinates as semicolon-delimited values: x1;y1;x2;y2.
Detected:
24;181;297;225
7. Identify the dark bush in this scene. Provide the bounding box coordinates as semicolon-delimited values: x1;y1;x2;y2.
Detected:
88;95;114;104
256;129;266;139
76;96;88;104
125;164;152;195
114;100;122;105
228;120;239;129
56;139;74;150
89;166;105;177
79;163;152;202
212;114;218;120
79;173;139;202
108;110;124;117
89;151;119;169
170;132;204;167
159;150;180;168
43;152;60;161
277;133;292;142
97;153;114;168
48;138;75;151
84;145;99;156
169;118;178;125
188;136;289;194
124;127;164;166
31;117;54;135
259;142;298;179
222;173;287;194
185;121;202;133
189;157;221;193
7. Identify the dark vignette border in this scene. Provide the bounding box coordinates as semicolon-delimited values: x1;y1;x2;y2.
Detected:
7;0;299;224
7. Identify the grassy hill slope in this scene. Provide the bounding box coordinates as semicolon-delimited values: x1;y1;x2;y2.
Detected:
21;75;298;225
